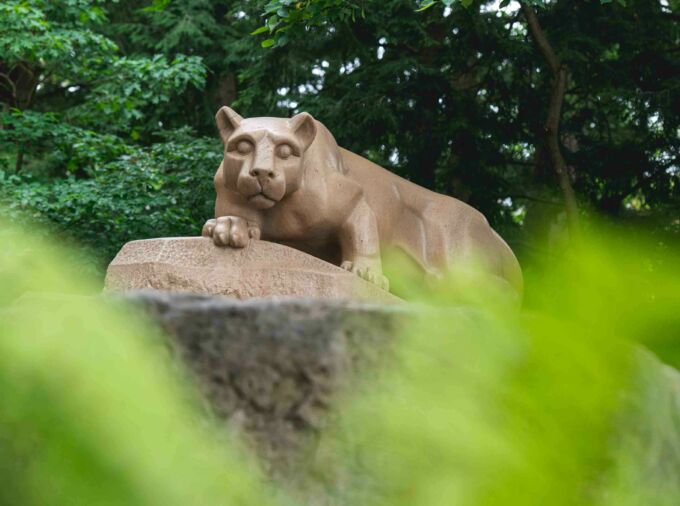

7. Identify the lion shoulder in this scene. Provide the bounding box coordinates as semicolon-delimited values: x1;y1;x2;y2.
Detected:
306;120;348;175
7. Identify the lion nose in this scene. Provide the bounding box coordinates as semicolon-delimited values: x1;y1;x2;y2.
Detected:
250;167;275;179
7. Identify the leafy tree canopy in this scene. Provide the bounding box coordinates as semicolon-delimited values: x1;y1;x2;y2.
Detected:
1;0;678;270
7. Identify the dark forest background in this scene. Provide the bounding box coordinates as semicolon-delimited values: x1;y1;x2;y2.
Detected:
1;0;678;272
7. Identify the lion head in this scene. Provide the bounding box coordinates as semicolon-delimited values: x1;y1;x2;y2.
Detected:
215;106;317;210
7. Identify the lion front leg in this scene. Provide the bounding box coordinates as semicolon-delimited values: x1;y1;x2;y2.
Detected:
338;199;389;291
202;216;260;247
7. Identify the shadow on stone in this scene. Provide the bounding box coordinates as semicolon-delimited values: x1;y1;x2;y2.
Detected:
123;290;404;479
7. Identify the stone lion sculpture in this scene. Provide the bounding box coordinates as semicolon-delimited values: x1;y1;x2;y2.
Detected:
202;106;523;295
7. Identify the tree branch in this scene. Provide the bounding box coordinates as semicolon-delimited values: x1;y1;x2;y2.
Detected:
0;73;17;98
520;3;559;74
520;2;579;235
508;194;562;206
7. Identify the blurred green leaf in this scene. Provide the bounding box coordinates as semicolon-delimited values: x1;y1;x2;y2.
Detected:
250;25;269;35
0;220;273;505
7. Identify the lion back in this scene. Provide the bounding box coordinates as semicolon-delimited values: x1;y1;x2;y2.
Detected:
307;119;348;175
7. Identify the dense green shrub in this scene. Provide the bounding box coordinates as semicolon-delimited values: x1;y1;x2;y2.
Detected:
0;134;221;268
0;0;214;271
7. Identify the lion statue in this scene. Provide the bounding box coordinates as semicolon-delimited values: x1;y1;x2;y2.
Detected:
202;106;523;296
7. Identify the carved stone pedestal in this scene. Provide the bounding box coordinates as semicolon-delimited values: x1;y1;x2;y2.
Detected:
105;237;399;303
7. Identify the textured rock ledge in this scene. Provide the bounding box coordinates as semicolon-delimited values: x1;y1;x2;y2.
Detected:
106;237;400;304
122;290;404;476
115;291;680;504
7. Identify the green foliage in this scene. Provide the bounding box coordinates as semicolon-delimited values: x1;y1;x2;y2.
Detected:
245;0;679;252
2;218;680;505
0;220;271;505
1;0;678;269
0;134;221;267
0;0;207;153
253;0;364;47
255;0;623;45
69;54;206;133
1;1;679;502
0;0;116;76
308;224;680;505
416;0;629;12
1;109;131;172
0;0;210;266
0;0;206;117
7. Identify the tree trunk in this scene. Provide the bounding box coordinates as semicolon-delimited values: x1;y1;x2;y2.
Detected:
215;73;237;108
545;66;579;233
409;91;440;190
2;63;38;174
15;145;25;174
520;2;579;236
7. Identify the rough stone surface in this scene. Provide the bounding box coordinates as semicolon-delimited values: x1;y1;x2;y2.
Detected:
113;292;680;505
204;107;523;295
123;290;403;477
106;237;400;303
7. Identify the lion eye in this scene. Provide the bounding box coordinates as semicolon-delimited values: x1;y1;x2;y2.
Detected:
277;144;292;159
237;140;253;154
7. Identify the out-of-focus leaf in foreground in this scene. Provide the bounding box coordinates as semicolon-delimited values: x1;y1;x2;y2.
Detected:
317;224;680;506
2;216;679;506
0;221;271;506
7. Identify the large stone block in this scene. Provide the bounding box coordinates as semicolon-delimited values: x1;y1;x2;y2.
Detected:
124;291;402;479
105;237;400;303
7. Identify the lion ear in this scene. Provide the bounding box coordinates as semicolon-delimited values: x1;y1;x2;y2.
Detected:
215;106;243;143
288;112;317;152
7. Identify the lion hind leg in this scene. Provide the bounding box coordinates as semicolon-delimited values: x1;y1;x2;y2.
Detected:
390;205;451;277
398;205;500;275
392;201;522;298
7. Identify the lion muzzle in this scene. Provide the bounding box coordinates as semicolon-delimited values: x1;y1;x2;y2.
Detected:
236;169;285;209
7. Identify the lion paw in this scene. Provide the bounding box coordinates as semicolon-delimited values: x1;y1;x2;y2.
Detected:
341;260;390;291
202;216;259;248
